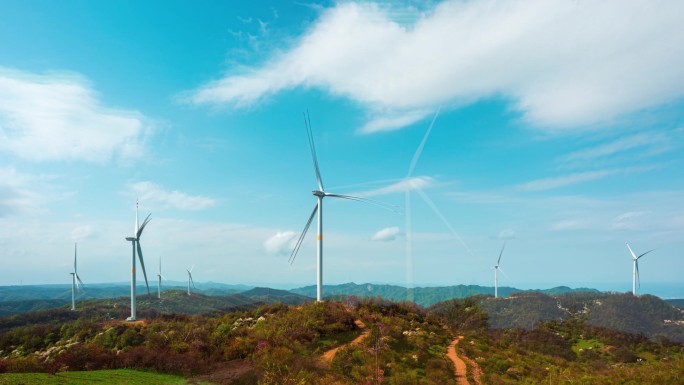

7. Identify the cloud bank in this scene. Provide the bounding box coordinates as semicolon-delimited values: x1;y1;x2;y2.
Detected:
188;0;684;133
264;231;298;255
0;68;150;162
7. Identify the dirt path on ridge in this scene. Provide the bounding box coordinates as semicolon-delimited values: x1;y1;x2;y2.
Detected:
447;336;471;385
321;319;369;364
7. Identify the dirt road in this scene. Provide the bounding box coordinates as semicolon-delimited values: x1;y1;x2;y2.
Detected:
321;319;369;363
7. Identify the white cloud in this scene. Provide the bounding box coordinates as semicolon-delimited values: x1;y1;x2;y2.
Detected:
131;181;217;211
496;229;515;239
0;167;50;217
360;176;435;196
0;68;150;162
372;226;402;242
264;231;297;255
187;0;684;132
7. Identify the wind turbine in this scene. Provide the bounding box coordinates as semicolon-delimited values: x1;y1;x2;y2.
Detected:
70;242;84;311
626;242;654;295
186;265;195;295
493;242;506;298
290;112;395;302
157;256;167;299
403;109;473;302
124;200;152;321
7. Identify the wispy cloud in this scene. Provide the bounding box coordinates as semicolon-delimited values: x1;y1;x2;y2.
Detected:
0;68;151;163
610;211;650;231
558;132;674;169
360;176;435;197
187;0;684;132
516;166;657;192
131;181;217;211
264;231;297;255
371;226;402;242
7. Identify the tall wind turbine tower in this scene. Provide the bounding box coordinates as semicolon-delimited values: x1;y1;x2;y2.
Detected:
70;242;84;311
493;243;506;299
290;112;394;302
157;256;166;299
186;266;195;295
626;242;654;295
124;200;152;321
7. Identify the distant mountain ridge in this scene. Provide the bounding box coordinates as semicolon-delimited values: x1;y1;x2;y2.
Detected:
289;282;600;307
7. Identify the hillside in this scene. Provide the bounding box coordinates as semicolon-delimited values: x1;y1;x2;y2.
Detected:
431;291;684;343
1;296;683;384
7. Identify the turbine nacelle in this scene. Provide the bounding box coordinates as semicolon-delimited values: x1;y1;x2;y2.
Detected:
312;190;326;197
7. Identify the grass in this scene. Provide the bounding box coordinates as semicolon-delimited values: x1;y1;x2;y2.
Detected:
571;338;604;354
313;329;361;353
0;369;214;385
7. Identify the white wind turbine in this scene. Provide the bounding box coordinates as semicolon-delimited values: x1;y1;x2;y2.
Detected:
493;242;506;299
290;112;395;302
70;242;84;311
124;200;152;321
403;110;473;302
626;242;654;295
186;265;195;295
157;256;167;299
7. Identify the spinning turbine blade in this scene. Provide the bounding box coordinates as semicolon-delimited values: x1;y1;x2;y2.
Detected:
407;108;440;178
289;203;318;265
136;242;151;295
325;193;400;212
637;249;655;260
305;111;324;191
137;214;152;239
626;242;637;259
497;242;506;266
636;260;641;288
413;185;473;257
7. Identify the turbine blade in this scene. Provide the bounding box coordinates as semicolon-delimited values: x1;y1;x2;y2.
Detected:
326;193;400;213
305;111;324;191
413;185;474;258
289;203;318;265
625;242;637;259
497;242;506;266
407;108;440;177
637;249;655;260
190;264;195;273
499;267;511;281
636;260;641;288
76;274;84;288
137;214;152;239
136;241;151;296
74;243;77;272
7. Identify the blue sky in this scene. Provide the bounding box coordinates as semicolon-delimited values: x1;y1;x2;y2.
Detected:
1;0;683;297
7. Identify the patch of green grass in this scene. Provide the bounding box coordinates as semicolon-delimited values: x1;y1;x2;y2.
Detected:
0;369;211;385
572;338;604;354
313;329;361;353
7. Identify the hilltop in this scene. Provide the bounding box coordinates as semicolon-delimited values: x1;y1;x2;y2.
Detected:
1;293;683;384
